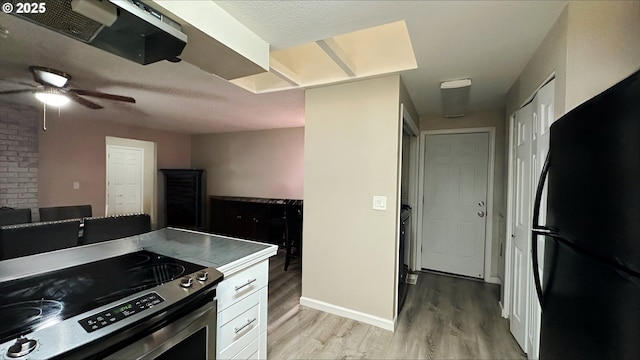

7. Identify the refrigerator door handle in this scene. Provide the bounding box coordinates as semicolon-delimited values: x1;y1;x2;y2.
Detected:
531;150;551;308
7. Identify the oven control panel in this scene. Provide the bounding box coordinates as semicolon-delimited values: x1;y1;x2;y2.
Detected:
78;292;165;333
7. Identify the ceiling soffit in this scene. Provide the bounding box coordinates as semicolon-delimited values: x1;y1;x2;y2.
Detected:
231;21;418;93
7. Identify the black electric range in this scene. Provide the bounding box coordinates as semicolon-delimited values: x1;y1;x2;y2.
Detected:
0;250;223;359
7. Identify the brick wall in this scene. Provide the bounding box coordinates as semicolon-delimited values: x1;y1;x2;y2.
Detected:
0;101;39;212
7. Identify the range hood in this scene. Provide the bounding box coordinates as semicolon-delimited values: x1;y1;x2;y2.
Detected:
13;0;187;65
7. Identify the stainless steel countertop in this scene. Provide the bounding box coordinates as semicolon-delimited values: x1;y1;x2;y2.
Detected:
141;228;277;277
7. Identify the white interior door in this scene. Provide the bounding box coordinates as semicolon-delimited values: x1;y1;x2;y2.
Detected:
526;79;555;360
421;132;489;278
510;101;534;352
509;78;555;356
107;145;144;215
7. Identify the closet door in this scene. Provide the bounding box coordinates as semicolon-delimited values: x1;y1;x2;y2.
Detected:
508;79;555;356
510;101;534;352
527;79;555;360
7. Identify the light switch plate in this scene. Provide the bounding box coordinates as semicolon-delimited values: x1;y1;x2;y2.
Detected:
73;181;80;190
372;195;387;210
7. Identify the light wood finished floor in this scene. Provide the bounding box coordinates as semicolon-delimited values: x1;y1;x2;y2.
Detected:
267;252;525;359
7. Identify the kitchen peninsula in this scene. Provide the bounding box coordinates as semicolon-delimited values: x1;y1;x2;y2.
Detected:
142;228;277;359
0;228;277;359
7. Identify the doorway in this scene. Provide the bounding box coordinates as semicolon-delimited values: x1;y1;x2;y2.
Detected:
105;137;157;227
106;145;143;214
396;103;419;318
418;128;496;280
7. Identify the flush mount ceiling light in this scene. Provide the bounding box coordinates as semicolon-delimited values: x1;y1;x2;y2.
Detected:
35;88;70;107
441;78;471;118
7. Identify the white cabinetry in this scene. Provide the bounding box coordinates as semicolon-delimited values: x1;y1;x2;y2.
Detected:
217;260;269;359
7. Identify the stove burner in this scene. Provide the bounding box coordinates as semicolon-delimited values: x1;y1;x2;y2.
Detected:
132;263;186;284
0;300;62;339
92;264;186;305
130;253;151;265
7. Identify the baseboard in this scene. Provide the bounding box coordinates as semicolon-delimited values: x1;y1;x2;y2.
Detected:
485;276;501;285
499;300;508;318
299;296;395;332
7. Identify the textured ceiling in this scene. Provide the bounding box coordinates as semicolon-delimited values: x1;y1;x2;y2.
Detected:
0;12;304;134
0;1;567;134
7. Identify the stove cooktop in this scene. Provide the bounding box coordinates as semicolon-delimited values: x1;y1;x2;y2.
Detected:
0;250;206;345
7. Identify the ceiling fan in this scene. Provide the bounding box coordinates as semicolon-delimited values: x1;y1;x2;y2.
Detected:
0;66;136;109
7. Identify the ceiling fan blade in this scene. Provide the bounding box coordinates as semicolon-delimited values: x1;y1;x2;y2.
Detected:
69;89;136;103
67;93;103;109
0;76;37;88
0;89;35;95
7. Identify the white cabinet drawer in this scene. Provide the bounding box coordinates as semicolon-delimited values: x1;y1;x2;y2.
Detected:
219;303;260;357
219;289;260;327
232;336;259;360
219;324;259;360
218;261;268;311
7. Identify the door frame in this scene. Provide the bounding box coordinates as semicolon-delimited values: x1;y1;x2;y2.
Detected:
106;145;144;216
503;113;518;318
417;127;497;283
393;103;419;326
105;137;158;227
400;104;420;272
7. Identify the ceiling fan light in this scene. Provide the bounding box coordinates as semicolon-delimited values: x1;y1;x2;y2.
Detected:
32;68;69;87
35;91;70;107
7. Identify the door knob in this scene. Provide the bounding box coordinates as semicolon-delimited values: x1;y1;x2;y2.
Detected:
478;201;485;207
478;211;485;217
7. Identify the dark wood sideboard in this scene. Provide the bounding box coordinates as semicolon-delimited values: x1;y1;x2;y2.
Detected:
209;196;302;244
209;196;303;270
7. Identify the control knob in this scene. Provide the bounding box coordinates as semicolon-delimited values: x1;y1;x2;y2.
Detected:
196;271;209;282
179;276;194;288
7;336;38;358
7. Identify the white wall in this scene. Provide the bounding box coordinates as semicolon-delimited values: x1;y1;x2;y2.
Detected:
191;127;304;200
302;75;402;327
506;6;568;118
565;1;640;112
507;1;640;119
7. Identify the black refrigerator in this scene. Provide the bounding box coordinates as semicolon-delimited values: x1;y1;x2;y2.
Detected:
532;69;640;359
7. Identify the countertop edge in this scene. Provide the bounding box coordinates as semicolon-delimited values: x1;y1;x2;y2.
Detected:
217;244;278;277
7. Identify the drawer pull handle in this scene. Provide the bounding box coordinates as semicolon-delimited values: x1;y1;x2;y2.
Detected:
234;317;257;334
235;278;257;291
